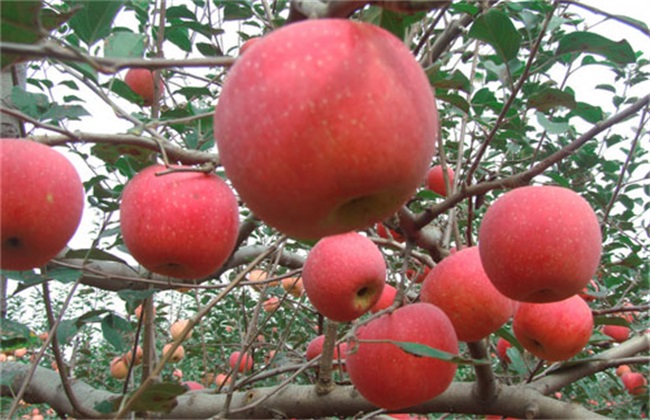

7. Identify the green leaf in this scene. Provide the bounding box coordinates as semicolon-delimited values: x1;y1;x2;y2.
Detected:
166;5;196;20
377;8;425;40
118;289;159;307
63;248;129;264
101;313;133;352
175;87;212;100
130;382;186;412
46;267;82;284
196;42;222;57
222;1;253;21
11;86;50;119
468;10;521;62
66;0;125;47
386;340;489;365
104;32;146;58
536;112;570;134
428;69;471;93
165;26;192;52
528;88;576;112
40;104;90;123
555;32;636;65
436;91;470;114
0;319;39;352
568;102;604;124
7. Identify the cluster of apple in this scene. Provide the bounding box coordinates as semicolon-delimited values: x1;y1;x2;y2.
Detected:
616;365;648;396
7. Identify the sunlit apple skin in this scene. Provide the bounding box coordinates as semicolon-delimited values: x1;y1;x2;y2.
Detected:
478;186;602;303
124;68;163;106
1;139;84;270
214;19;438;240
513;295;593;362
426;165;455;196
302;232;386;322
421;247;517;342
120;164;239;279
346;303;458;410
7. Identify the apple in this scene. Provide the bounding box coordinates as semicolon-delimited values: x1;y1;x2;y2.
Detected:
182;381;204;391
302;232;386;322
346;303;458;410
262;296;280;312
370;284;397;314
578;279;600;302
239;37;260;55
124;346;143;366
616;365;632;377
215;373;232;388
375;223;405;243
229;351;253;374
421;247;517;342
621;372;647;395
110;356;128;379
13;348;27;359
478;185;602;303
496;337;513;364
170;319;193;342
124;68;163;106
426;165;455;196
513;295;593;361
214;19;438;240
305;335;347;371
120;164;240;279
134;304;155;322
162;343;185;362
1;139;84;270
603;324;630;343
247;269;280;290
405;265;430;284
281;276;304;298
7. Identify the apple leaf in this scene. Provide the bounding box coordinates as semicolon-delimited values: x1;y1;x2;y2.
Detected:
101;313;133;352
468;10;521;62
555;32;636;65
536;112;570;134
95;383;185;414
46;267;82;284
0;318;40;352
66;0;125;47
387;340;489;365
528;88;576;112
104;32;146;58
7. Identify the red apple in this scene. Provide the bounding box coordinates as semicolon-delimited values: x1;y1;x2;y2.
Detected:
124;68;163;106
1;139;84;270
305;335;347;370
375;223;405;243
478;186;602;303
124;345;143;366
170;319;193;342
110;356;128;379
162;343;185;362
239;37;260;55
513;295;593;361
120;164;239;279
616;365;632;377
426;165;455;196
214;19;438;240
229;351;253;374
215;373;232;388
182;381;204;391
496;337;513;364
302;232;386;322
346;303;458;410
405;265;430;284
421;247;517;342
281;276;304;298
621;372;647;395
262;296;280;312
370;284;398;314
603;324;630;343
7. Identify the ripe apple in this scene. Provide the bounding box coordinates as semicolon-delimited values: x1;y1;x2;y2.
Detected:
229;351;253;374
247;269;280;290
110;356;128;379
120;164;240;279
621;372;647;395
616;365;631;377
281;276;304;298
370;284;397;314
421;247;517;342
405;265;430;284
302;232;386;322
124;68;163;106
478;185;602;303
496;337;513;364
262;296;280;312
239;37;260;55
170;319;193;342
182;381;204;391
513;295;593;361
346;303;458;410
215;372;232;388
1;139;84;270
603;324;630;343
426;165;455;196
134;304;155;322
214;19;438;240
305;335;347;371
162;343;185;362
124;345;143;366
375;223;405;243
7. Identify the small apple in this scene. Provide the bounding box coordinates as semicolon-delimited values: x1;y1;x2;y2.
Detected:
426;165;455;196
370;284;397;314
124;345;143;366
375;223;405;243
120;164;240;279
13;348;27;359
621;372;647;395
182;381;204;391
281;276;304;298
346;303;458;410
162;343;185;362
496;337;513;364
478;185;602;303
170;319;193;342
262;296;281;312
1;139;84;270
215;373;232;388
229;351;253;374
603;324;630;343
616;365;632;377
305;335;347;371
110;356;128;379
513;295;593;361
124;68;164;106
302;232;386;322
134;304;155;322
214;19;438;240
421;247;517;342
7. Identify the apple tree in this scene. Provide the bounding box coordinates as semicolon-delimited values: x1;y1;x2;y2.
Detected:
1;0;648;418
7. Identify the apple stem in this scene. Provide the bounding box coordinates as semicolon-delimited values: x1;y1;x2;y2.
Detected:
316;321;339;395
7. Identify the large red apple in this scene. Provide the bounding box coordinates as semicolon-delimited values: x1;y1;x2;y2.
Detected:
1;139;84;270
120;164;239;279
478;185;602;303
302;232;386;322
426;165;455;196
513;295;593;361
421;247;516;342
214;19;438;240
124;68;163;106
346;303;458;410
